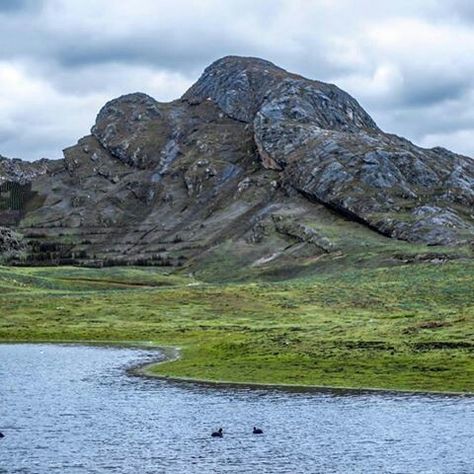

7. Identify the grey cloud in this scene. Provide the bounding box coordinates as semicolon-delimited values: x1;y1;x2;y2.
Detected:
54;36;233;74
0;0;473;160
369;94;474;154
449;0;474;20
0;129;64;161
0;1;343;79
0;0;44;14
399;75;470;107
0;23;245;81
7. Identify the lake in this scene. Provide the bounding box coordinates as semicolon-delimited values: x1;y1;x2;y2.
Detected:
0;344;473;473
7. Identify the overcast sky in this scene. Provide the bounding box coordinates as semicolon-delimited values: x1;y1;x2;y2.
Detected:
1;0;473;160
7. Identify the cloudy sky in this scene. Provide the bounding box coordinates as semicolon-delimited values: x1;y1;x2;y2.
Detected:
1;0;473;160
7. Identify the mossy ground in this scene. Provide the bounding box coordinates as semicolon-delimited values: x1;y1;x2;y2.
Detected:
1;261;473;393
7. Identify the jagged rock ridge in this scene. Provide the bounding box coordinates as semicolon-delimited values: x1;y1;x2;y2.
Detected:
0;56;473;271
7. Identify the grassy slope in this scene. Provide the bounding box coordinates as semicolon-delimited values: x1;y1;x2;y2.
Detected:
0;261;473;393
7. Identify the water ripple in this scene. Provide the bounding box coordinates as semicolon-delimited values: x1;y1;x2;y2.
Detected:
0;344;473;474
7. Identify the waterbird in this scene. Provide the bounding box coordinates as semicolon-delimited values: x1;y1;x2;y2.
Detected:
211;428;223;438
253;427;263;434
0;432;4;439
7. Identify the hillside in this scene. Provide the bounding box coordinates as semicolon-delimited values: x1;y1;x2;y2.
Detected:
0;56;473;277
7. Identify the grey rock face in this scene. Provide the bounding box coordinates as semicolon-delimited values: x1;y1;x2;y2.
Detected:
92;93;166;168
0;155;51;185
182;56;283;122
183;56;377;130
183;56;473;245
0;55;473;268
199;61;473;245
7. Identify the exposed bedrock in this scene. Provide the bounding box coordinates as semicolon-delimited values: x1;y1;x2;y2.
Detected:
0;56;472;269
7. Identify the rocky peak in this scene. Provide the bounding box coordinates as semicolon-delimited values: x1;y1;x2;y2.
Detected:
93;92;162;129
91;92;168;168
182;56;289;122
92;56;379;171
182;55;378;133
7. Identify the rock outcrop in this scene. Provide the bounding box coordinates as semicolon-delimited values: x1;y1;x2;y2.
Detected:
0;56;472;271
184;57;473;245
0;226;26;261
0;155;51;185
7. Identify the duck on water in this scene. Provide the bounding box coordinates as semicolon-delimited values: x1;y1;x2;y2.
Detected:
211;428;223;438
211;427;264;437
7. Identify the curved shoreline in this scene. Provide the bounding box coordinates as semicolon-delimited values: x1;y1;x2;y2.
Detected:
2;340;472;397
130;344;474;398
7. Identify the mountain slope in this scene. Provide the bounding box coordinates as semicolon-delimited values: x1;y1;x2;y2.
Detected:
0;56;473;274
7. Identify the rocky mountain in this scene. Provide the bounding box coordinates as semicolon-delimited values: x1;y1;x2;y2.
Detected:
0;56;473;275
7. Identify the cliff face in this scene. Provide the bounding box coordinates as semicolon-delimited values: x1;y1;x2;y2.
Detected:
1;56;473;272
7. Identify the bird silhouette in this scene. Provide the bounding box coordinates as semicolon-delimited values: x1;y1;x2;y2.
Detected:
211;428;223;438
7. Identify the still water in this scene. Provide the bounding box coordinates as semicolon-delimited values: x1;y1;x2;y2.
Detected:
0;344;473;473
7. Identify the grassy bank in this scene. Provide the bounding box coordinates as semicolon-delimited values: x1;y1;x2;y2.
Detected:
1;262;473;393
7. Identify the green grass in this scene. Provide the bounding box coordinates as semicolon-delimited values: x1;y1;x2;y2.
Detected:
0;262;473;393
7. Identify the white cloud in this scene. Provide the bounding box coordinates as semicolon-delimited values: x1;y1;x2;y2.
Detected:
420;128;474;157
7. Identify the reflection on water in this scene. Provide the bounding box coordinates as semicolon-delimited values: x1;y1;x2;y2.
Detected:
0;344;473;473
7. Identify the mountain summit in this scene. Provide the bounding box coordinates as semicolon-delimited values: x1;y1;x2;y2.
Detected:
1;56;473;275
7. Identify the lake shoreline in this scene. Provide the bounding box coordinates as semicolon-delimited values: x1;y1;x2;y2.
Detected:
2;263;473;395
132;345;474;397
1;340;473;396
